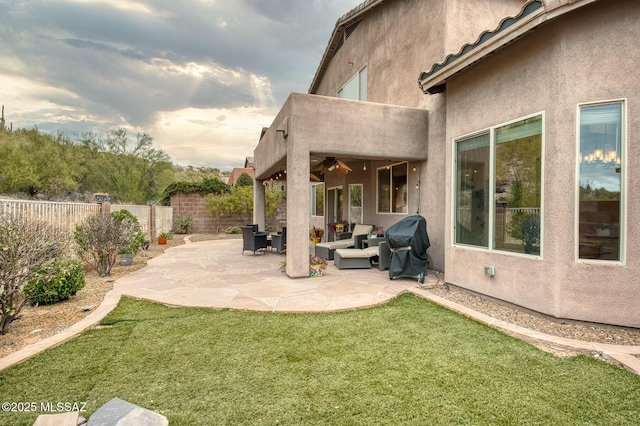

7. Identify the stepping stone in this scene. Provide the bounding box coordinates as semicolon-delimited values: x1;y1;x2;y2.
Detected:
87;398;168;426
32;412;81;426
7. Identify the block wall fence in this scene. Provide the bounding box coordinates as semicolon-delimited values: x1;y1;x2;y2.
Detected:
169;192;286;233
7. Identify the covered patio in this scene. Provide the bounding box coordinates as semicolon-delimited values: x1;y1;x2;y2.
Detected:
253;93;429;277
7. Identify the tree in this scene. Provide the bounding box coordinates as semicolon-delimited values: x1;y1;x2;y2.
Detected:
0;127;175;203
235;172;253;187
0;213;68;334
228;186;254;223
206;185;284;229
88;128;174;203
206;193;232;232
0;129;79;197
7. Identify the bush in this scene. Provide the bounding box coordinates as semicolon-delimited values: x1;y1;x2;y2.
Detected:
159;177;230;205
74;213;139;277
26;260;86;305
225;226;241;234
0;213;67;334
174;215;192;234
111;209;145;253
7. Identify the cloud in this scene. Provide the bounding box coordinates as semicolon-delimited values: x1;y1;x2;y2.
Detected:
0;0;363;168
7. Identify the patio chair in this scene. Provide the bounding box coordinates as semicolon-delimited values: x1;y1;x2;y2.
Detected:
271;227;286;254
334;246;379;269
315;224;374;260
333;237;390;270
241;225;268;255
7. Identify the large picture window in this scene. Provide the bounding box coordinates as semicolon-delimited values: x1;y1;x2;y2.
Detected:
455;114;543;255
578;101;624;261
377;162;407;214
456;133;490;247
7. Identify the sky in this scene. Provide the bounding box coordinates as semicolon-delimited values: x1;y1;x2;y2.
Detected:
0;0;363;170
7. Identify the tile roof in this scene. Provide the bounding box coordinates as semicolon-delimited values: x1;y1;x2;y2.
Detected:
418;0;544;94
418;0;600;95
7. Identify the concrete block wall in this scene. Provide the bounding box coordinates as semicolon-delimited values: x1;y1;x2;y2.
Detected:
170;192;286;233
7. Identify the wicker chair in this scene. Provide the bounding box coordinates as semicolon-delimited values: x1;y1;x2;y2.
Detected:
241;225;268;255
271;227;286;254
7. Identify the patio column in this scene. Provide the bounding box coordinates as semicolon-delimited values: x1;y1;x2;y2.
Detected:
285;139;311;278
253;178;266;231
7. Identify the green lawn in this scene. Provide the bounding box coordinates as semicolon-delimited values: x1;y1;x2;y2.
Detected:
1;294;639;425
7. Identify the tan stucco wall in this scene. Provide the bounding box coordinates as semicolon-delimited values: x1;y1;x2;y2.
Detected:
254;93;428;277
309;0;526;273
443;0;640;327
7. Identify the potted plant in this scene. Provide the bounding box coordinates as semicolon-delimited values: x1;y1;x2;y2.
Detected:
158;232;171;245
327;222;337;241
309;255;328;277
310;227;324;245
278;256;328;277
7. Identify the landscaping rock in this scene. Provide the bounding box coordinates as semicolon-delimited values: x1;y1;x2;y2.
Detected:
87;398;167;426
32;411;82;426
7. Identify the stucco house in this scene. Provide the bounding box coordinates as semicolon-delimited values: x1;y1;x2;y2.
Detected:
253;0;639;328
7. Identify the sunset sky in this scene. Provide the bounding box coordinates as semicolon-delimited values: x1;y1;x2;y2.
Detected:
0;0;363;169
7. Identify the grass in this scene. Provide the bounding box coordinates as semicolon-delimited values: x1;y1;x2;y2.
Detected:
1;294;639;425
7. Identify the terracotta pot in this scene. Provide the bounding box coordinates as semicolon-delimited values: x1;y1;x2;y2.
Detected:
158;237;167;245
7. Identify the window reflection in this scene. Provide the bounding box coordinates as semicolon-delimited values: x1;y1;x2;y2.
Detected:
494;116;542;255
456;134;490;247
578;102;623;261
377;163;407;213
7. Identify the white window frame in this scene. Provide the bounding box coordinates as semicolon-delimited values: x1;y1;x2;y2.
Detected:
452;111;545;257
311;182;324;217
337;65;367;101
575;99;627;264
348;183;363;224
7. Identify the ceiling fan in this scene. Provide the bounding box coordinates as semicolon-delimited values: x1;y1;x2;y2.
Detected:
313;157;352;175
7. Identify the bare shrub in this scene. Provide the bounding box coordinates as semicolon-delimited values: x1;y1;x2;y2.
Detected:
0;213;67;335
74;213;138;277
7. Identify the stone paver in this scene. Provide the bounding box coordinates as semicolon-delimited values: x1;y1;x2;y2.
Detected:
1;238;638;375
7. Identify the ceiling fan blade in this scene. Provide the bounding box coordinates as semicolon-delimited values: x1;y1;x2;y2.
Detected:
336;160;352;172
310;173;321;182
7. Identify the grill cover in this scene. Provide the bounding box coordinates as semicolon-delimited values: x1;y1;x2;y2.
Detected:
385;215;430;279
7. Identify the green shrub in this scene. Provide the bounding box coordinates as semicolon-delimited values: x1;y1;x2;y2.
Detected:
0;213;67;334
111;209;145;253
159;177;230;205
25;260;86;305
225;226;241;234
174;215;193;234
74;213;140;277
